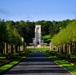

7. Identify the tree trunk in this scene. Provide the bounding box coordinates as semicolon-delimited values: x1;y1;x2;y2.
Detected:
11;44;14;53
61;44;63;53
63;44;65;53
58;45;61;52
65;44;67;54
74;41;76;54
70;43;72;54
6;43;9;53
15;45;18;53
68;44;71;54
19;46;20;52
0;42;4;54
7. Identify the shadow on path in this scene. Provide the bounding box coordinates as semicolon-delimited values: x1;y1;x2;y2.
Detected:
3;52;73;75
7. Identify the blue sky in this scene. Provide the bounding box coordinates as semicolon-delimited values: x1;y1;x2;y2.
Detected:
0;0;76;21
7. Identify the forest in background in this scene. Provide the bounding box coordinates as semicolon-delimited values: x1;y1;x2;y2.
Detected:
0;19;75;53
0;19;73;43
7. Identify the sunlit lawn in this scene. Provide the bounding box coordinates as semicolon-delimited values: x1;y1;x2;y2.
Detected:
0;51;28;74
48;54;76;75
42;34;51;42
0;56;26;74
1;48;75;74
26;47;49;52
0;48;49;74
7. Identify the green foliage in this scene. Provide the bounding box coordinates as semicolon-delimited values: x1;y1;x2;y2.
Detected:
0;20;23;53
0;20;6;42
51;20;76;46
0;19;73;54
49;19;71;37
5;24;23;46
0;19;71;45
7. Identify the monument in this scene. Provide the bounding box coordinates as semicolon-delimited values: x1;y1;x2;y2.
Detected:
33;25;41;47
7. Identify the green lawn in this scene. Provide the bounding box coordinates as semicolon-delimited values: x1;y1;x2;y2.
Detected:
47;54;76;75
0;48;49;74
0;56;26;74
1;48;75;75
42;35;51;42
0;50;32;74
26;47;49;52
0;54;6;59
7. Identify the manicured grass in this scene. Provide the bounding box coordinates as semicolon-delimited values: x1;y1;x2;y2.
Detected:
0;57;6;59
48;54;76;75
0;54;6;59
27;47;49;52
0;50;32;74
70;54;76;59
0;56;26;74
42;35;51;42
0;48;49;74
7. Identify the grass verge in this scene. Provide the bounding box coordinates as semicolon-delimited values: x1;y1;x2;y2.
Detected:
47;53;76;75
0;56;26;74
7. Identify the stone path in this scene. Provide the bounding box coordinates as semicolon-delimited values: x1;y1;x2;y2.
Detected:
3;52;73;75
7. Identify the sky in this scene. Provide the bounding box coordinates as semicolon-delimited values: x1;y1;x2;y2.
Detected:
0;0;76;21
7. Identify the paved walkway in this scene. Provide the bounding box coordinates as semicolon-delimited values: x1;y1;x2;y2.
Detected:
3;52;73;75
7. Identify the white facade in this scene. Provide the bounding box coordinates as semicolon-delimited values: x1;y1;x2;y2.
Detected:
35;25;41;47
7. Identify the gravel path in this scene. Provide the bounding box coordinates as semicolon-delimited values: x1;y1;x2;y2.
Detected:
3;52;73;75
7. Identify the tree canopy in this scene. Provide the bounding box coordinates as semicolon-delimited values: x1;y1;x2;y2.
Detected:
51;20;76;46
0;19;74;45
